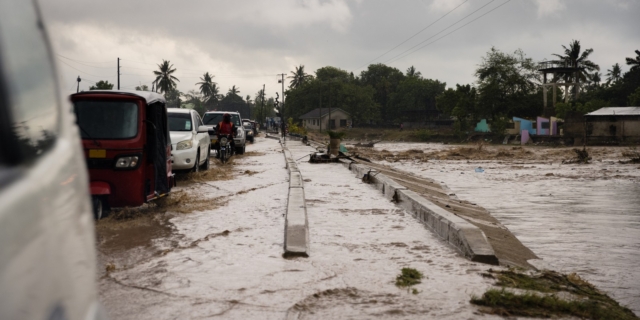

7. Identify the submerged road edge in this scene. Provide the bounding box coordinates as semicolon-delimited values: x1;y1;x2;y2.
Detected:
281;139;310;257
342;160;499;265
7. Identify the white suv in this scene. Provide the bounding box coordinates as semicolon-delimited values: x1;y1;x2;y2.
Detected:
202;111;247;155
168;109;211;171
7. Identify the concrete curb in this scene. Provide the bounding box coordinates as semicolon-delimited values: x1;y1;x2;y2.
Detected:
341;160;498;265
281;140;309;257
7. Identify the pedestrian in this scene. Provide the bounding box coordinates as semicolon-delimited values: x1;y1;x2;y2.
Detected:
400;123;404;131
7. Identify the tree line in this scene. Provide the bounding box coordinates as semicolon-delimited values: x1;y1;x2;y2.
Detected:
88;40;640;132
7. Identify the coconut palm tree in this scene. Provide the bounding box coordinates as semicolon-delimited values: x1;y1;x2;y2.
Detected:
552;40;600;81
228;85;240;96
626;50;640;71
287;65;314;89
552;40;599;99
196;72;216;100
153;60;179;93
606;63;622;85
406;66;422;78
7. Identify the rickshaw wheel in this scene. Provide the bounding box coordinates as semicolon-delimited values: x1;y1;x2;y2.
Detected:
192;151;200;173
92;196;103;220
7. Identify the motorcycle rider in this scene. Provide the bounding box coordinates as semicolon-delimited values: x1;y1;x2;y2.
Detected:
216;113;236;157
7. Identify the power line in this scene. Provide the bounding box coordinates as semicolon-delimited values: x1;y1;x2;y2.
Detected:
386;0;512;65
56;54;112;64
380;0;498;65
56;56;114;69
57;59;116;79
352;0;469;72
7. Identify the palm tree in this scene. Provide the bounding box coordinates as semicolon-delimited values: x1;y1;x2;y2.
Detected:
153;60;179;93
626;50;640;71
287;65;314;89
196;72;216;100
552;40;600;80
245;95;252;105
406;66;422;78
228;85;240;96
552;40;599;99
606;63;622;85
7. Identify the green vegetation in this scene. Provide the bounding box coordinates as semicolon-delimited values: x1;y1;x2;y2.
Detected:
395;267;423;288
326;130;346;140
89;80;114;90
472;269;638;319
413;129;431;141
287;118;306;135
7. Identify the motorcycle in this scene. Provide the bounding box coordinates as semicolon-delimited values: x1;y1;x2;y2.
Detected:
219;134;232;164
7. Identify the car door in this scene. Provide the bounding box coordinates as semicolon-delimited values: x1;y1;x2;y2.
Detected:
0;2;101;320
193;111;207;159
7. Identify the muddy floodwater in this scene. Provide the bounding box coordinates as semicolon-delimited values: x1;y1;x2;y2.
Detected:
370;142;640;315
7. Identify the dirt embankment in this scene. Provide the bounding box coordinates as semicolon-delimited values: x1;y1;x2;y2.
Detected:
350;144;640;164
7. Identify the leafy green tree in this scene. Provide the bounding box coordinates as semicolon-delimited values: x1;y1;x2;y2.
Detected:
164;88;182;109
153;60;179;93
89;80;114;90
626;50;640;71
389;77;445;122
288;65;314;89
628;87;640;106
182;90;206;115
437;84;478;130
606;63;622;85
359;64;405;122
315;66;351;82
196;72;216;101
475;47;540;119
135;84;149;91
405;66;422;78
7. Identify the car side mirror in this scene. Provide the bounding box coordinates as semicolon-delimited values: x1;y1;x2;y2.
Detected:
197;126;209;133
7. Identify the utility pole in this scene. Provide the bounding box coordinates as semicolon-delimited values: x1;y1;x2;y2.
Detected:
117;57;120;90
328;81;332;130
277;73;285;120
261;84;265;126
76;76;81;93
319;94;322;132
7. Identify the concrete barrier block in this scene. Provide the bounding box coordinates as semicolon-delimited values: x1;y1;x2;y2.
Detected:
370;174;407;201
395;189;498;265
290;171;303;188
284;187;309;257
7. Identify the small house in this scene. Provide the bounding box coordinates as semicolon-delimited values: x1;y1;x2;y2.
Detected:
584;107;640;142
300;108;351;130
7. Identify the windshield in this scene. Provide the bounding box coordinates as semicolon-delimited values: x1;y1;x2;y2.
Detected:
203;113;241;126
168;112;193;132
74;100;138;139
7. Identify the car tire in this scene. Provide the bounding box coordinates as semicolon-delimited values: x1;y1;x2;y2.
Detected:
92;196;103;220
201;148;210;170
192;150;200;172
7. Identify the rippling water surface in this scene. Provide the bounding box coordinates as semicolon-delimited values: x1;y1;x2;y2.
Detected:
375;143;640;315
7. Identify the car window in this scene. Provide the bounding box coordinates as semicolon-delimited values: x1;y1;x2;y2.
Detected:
168;112;192;132
195;113;204;127
74;100;138;139
0;0;60;164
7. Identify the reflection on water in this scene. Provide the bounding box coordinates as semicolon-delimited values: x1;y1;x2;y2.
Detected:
394;160;640;315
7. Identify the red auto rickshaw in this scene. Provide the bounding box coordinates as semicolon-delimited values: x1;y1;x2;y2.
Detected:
71;90;174;219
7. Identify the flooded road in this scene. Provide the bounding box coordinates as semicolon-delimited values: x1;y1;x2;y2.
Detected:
95;137;504;319
370;142;640;315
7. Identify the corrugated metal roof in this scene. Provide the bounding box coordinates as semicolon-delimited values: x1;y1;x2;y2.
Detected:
585;107;640;116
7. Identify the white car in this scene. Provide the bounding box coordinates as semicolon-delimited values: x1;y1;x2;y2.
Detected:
169;109;211;171
0;1;106;319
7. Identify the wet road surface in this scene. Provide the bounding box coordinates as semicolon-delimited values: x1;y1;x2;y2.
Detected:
96;137;502;319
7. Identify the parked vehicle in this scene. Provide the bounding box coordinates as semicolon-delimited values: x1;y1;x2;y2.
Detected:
218;134;232;163
202;111;246;155
0;1;106;319
71;90;175;218
243;120;255;143
168;109;211;172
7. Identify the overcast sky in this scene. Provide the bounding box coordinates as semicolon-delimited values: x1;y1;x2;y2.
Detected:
40;0;639;99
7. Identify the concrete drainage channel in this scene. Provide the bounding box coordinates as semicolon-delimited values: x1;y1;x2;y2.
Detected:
342;161;499;265
281;139;310;257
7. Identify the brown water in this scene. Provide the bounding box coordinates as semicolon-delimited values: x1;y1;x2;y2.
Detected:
379;149;640;315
